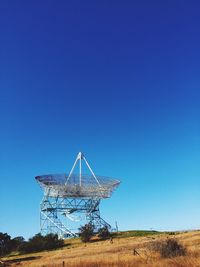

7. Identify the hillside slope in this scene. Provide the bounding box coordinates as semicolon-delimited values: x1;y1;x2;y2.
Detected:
2;230;200;267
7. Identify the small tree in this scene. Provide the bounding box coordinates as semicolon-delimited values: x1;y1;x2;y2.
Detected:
98;226;111;240
0;233;12;256
79;223;94;243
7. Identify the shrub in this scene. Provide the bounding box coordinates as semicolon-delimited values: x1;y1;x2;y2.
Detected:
98;227;111;240
10;236;25;251
18;233;64;253
42;233;64;250
79;224;94;243
150;238;186;258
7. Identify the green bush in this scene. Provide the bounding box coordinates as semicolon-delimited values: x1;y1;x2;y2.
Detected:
98;227;111;240
79;224;94;243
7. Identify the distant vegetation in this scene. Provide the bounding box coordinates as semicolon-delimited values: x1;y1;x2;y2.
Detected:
112;230;160;238
19;233;64;253
0;232;64;257
0;233;24;256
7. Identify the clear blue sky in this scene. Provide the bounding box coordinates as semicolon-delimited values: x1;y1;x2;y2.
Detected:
0;1;200;239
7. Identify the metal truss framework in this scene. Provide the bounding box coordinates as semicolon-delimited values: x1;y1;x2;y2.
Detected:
40;195;111;238
36;152;120;238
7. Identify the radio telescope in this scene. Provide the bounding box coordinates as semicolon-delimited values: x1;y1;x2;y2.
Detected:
35;152;120;238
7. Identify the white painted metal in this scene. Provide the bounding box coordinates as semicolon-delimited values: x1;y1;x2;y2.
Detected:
79;152;82;187
82;155;102;188
65;152;80;185
36;152;121;238
36;152;120;199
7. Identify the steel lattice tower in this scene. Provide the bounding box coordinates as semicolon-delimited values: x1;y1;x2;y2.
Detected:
35;152;120;238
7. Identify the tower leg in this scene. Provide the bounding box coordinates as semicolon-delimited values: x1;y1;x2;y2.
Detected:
40;196;76;238
86;203;111;231
39;196;111;238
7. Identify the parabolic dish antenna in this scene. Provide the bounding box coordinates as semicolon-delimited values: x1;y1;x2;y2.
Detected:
35;152;120;238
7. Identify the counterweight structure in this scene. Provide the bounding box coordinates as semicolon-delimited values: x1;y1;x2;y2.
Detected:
35;152;120;238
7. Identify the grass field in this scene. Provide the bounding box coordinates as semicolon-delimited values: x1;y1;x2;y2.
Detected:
2;230;200;267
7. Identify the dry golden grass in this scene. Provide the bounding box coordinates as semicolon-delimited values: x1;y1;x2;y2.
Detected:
3;231;200;267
